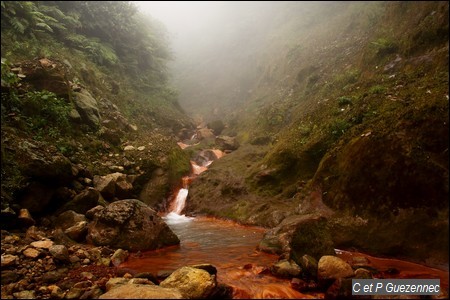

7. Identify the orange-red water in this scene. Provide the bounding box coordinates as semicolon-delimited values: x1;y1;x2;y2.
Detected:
120;215;448;298
120;216;314;298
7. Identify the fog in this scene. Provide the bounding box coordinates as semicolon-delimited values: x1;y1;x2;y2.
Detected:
133;1;358;122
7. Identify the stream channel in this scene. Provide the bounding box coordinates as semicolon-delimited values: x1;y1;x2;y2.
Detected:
120;144;449;298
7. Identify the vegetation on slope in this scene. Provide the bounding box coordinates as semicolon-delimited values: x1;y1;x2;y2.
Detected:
1;1;193;216
185;1;449;266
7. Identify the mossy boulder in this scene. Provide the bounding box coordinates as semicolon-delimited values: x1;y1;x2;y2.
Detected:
87;199;180;251
259;214;335;262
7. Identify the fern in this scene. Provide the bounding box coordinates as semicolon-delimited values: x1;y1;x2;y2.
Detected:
35;22;53;33
9;17;27;34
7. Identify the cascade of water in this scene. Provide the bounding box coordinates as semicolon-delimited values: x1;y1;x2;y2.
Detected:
164;147;224;223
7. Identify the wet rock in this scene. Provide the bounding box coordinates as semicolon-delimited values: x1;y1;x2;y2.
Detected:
54;210;86;231
215;135;239;151
23;247;41;259
271;259;302;278
111;249;128;267
351;256;370;268
87;199;180;251
191;263;218;275
300;254;318;278
325;278;353;299
64;221;88;242
209;283;234;299
160;266;217;299
1;254;19;267
318;256;354;283
72;90;100;129
290;278;318;292
354;268;372;279
49;245;69;262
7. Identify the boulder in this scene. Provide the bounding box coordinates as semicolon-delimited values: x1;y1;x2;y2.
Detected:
87;199;179;251
18;208;35;227
317;256;354;281
20;58;70;97
21;152;75;185
58;188;102;214
111;249;128;267
160;266;217;299
258;214;335;262
196;128;215;141
1;254;18;267
64;221;88;242
215;135;239;151
270;259;302;278
54;210;86;231
93;173;134;201
138;168;169;208
72;90;100;129
49;245;70;262
99;283;183;299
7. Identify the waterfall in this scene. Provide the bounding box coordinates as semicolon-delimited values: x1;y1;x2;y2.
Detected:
164;146;225;224
171;188;189;214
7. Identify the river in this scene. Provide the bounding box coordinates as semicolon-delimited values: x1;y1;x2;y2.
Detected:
119;145;448;298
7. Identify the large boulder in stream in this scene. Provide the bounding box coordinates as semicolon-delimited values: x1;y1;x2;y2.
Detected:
160;266;217;299
87;199;179;251
258;214;335;263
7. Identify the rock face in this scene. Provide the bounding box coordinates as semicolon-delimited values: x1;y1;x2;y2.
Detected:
160;266;217;299
258;214;335;262
72;90;100;129
87;199;179;251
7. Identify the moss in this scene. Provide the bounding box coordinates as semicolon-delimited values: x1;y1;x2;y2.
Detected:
290;217;336;263
167;147;191;186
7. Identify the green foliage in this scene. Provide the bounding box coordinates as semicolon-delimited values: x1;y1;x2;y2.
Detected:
22;90;72;131
1;58;21;114
329;119;351;139
337;96;353;106
167;147;191;186
369;85;386;95
370;38;398;57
